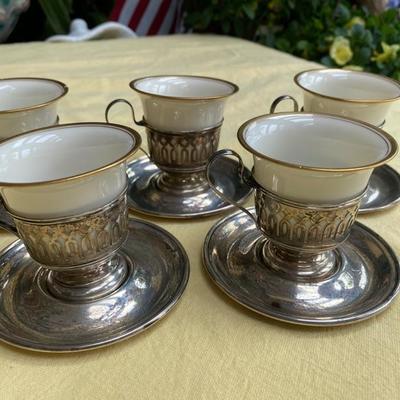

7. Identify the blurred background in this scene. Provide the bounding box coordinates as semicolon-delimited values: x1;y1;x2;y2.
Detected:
1;0;400;78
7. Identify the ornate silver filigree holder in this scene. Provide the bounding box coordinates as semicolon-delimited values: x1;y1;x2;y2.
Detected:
105;99;252;218
205;150;400;325
10;189;129;302
254;186;361;281
145;122;220;192
271;95;400;214
0;188;189;351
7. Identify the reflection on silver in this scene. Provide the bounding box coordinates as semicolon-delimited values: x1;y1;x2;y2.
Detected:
0;218;189;352
126;156;252;218
106;98;250;218
203;207;400;326
359;165;400;213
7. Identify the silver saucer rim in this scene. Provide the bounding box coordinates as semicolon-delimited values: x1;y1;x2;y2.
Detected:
203;207;400;327
0;217;190;352
358;165;400;214
126;156;253;219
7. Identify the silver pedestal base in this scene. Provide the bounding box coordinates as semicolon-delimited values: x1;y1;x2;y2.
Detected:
0;218;189;352
126;156;253;218
359;165;400;213
203;208;400;326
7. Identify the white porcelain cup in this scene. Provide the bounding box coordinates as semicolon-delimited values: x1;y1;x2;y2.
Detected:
238;113;397;204
0;122;141;218
0;77;68;140
294;69;400;126
129;75;238;132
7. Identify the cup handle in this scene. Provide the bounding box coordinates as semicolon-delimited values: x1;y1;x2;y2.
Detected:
105;98;150;159
269;95;299;114
105;98;145;126
206;149;258;225
0;198;18;236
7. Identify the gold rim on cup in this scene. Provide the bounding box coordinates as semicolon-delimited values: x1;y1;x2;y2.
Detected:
0;77;69;114
237;112;398;173
129;75;239;101
0;122;142;187
294;68;400;104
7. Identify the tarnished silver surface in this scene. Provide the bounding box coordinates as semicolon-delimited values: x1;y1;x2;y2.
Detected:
255;186;361;250
106;99;250;218
255;187;363;280
147;124;220;174
203;207;400;326
126;156;253;218
1;188;130;303
359;165;400;213
0;217;189;352
12;189;128;268
207;149;365;279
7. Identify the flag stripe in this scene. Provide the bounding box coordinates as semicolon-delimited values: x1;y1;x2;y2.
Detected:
174;0;183;33
158;0;176;34
148;0;172;35
120;0;140;26
128;0;150;30
136;0;162;35
110;0;125;21
109;0;184;36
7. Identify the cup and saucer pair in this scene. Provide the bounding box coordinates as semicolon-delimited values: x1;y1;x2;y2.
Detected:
0;122;190;352
203;108;400;327
105;75;253;219
0;75;252;352
271;69;400;214
120;70;400;219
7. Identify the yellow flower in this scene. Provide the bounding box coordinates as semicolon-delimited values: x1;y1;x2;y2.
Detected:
371;42;400;63
330;37;353;66
346;17;365;29
343;65;363;71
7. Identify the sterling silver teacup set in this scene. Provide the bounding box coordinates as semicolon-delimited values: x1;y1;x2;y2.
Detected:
0;78;190;351
105;76;252;218
0;69;399;351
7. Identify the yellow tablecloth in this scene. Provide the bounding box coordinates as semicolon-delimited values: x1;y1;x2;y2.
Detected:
1;34;399;400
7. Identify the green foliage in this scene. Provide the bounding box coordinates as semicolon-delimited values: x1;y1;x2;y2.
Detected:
185;0;264;39
185;0;400;80
38;0;72;34
37;0;112;35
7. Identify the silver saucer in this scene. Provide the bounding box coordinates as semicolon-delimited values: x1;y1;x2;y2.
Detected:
203;207;400;326
0;217;189;352
359;165;400;213
126;156;253;218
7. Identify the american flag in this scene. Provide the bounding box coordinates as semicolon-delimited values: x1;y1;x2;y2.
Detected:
110;0;184;36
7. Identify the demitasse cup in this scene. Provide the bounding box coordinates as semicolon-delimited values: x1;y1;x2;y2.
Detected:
207;113;397;278
291;68;400;127
0;122;141;301
105;75;238;190
0;77;68;139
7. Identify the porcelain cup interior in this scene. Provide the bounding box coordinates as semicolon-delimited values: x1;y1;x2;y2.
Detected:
130;75;238;132
294;69;400;126
0;122;141;218
0;78;68;139
238;112;397;204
